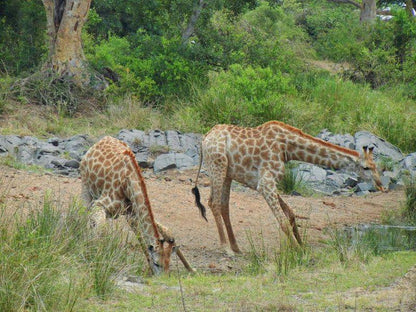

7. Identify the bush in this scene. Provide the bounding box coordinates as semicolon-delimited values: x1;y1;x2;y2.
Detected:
194;64;296;128
86;33;207;104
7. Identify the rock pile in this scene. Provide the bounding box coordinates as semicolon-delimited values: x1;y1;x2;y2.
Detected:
0;129;415;196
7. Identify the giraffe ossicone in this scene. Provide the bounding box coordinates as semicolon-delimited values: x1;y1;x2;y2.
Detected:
80;136;194;274
193;121;386;254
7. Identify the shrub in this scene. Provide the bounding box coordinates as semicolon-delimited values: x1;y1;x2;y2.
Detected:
194;64;296;128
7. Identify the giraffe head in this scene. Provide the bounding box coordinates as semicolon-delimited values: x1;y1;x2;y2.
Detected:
356;146;386;192
148;238;176;274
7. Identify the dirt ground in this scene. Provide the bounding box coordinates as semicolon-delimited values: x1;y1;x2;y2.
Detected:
1;164;415;308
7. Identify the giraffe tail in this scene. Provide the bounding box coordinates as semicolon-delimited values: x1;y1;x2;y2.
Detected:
192;144;208;222
192;186;207;222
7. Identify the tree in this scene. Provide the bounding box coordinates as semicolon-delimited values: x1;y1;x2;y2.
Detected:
328;0;377;22
41;0;98;86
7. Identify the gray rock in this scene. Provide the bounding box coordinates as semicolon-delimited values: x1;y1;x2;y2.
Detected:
153;153;194;173
64;159;80;169
356;182;374;192
316;129;355;150
117;129;146;150
355;131;403;162
402;153;416;174
294;164;327;183
166;130;182;152
149;130;167;147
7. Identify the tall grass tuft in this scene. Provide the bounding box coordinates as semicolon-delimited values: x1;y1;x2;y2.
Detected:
245;227;311;277
245;230;268;274
277;163;306;195
0;195;144;311
403;177;416;224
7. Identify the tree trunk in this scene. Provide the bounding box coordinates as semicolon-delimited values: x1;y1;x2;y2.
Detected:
181;0;206;44
360;0;376;23
328;0;377;23
42;0;92;86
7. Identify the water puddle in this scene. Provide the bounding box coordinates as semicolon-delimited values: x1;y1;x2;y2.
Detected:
343;224;416;252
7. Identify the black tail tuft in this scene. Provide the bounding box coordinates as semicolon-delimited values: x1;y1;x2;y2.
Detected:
192;186;208;222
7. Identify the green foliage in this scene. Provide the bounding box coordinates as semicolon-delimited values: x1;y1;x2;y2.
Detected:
194;64;296;128
0;0;46;75
87;33;206;103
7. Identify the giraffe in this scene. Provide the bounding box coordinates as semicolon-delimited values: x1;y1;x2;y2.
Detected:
80;136;194;275
192;121;386;254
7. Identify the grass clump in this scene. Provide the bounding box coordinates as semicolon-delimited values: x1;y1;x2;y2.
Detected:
403;177;416;224
277;162;307;195
0;194;144;311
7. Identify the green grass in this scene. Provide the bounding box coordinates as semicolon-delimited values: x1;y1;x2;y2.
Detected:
78;251;416;311
0;193;415;311
0;195;146;311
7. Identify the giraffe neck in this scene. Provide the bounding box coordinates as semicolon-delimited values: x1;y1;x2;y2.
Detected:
286;138;359;169
124;150;161;246
263;121;360;169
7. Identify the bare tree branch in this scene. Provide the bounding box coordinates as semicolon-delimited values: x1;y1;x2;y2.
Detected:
182;0;206;44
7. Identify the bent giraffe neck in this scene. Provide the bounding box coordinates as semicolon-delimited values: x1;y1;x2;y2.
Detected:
124;150;161;246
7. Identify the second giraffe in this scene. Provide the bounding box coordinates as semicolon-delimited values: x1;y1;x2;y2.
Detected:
192;121;385;255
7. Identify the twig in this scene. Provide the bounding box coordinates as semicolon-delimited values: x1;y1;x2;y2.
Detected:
176;252;188;312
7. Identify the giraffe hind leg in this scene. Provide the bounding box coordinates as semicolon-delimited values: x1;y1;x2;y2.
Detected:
220;177;241;253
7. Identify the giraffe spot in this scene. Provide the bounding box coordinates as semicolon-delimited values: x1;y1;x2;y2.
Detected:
240;145;247;155
242;157;252;168
306;154;313;163
298;138;307;145
266;130;275;140
248;146;254;154
260;150;270;160
296;150;305;160
92;163;100;172
98;155;105;163
90;172;97;182
98;168;105;178
287;143;296;153
319;148;328;157
306;145;317;154
233;153;242;163
97;178;104;190
254;147;260;155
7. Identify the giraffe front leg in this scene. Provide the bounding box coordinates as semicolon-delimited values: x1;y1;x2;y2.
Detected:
257;171;302;246
156;222;196;273
276;194;303;246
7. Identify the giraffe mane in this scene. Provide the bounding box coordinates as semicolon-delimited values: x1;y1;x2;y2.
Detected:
264;121;360;158
123;149;161;240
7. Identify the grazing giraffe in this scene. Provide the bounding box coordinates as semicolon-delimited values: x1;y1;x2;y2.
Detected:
80;136;194;274
192;121;385;254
